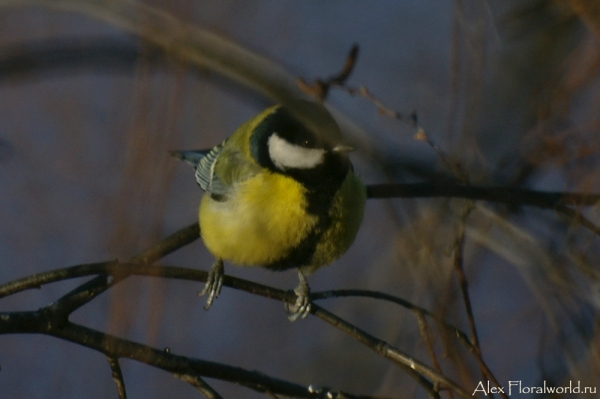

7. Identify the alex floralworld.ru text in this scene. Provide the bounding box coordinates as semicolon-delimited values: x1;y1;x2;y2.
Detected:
472;380;597;396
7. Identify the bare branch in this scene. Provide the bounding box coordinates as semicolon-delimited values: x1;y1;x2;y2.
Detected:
0;38;165;81
312;289;471;344
173;373;224;399
452;205;479;350
106;356;127;399
367;183;600;237
451;204;508;399
311;304;468;399
1;262;473;347
51;222;199;317
297;44;359;101
0;311;393;399
366;183;600;207
415;312;448;399
0;259;469;398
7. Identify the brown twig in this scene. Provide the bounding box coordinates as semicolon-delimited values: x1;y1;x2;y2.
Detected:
555;203;600;236
339;84;419;127
312;304;469;399
451;204;508;399
451;205;483;375
452;204;479;351
297;44;359;100
326;78;466;179
173;372;224;399
312;289;471;343
106;356;127;399
313;288;505;398
415;311;449;399
49;222;199;317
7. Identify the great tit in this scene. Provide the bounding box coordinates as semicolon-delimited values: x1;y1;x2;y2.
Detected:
172;101;366;321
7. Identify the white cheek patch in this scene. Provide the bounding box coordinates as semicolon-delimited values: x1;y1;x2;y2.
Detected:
268;133;325;170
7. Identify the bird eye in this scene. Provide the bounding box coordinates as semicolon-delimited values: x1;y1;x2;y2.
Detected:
297;134;317;148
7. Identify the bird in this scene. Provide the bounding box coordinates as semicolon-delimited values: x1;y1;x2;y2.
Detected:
171;100;366;321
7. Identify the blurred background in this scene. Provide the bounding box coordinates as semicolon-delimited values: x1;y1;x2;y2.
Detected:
1;0;600;397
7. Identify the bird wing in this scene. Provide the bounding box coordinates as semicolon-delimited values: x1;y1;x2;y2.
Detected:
195;142;226;194
171;141;229;197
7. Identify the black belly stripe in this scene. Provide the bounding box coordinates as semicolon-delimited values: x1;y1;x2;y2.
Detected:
263;211;330;271
263;173;345;271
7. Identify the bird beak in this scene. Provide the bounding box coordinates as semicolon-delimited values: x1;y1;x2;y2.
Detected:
332;144;354;154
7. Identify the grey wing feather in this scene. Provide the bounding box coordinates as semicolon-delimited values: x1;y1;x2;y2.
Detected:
195;141;227;194
171;140;229;197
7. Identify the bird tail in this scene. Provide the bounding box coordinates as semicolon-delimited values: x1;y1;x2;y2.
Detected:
169;150;210;167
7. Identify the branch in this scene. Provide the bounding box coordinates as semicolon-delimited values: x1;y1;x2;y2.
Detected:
312;304;469;399
0;261;473;398
312;290;471;345
0;38;165;81
106;356;127;399
0;262;470;346
313;288;507;399
0;309;392;399
415;312;450;399
0;0;308;106
173;372;223;399
366;183;600;208
0;315;332;398
50;222;199;317
297;44;359;101
367;183;600;238
451;204;508;398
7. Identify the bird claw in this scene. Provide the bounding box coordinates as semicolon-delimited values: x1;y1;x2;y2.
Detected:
199;258;224;310
285;271;311;322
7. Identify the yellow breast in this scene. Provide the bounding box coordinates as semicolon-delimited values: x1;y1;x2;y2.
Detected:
199;171;319;266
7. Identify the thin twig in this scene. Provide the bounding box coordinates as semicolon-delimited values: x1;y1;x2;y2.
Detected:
451;205;484;374
328;83;419;128
451;205;508;399
106;356;127;399
0;260;117;298
330;80;468;180
49;222;199;318
312;304;466;399
314;288;504;397
555;203;600;236
312;289;471;344
297;44;359;100
415;311;448;399
173;372;224;399
453;205;479;351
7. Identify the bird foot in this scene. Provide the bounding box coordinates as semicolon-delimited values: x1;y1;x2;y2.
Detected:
198;258;224;310
285;271;311;321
